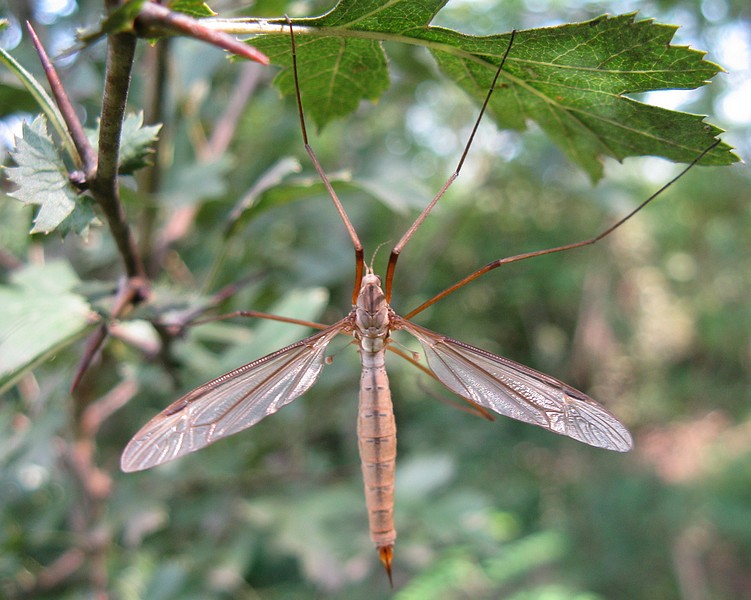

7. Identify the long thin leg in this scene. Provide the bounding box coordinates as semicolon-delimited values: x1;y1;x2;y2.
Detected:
403;138;722;320
287;17;365;303
192;310;331;331
384;30;518;302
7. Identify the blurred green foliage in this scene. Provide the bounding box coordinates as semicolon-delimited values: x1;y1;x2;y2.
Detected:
1;0;749;598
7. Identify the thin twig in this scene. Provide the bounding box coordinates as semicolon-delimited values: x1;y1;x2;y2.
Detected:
70;276;143;392
0;247;23;270
70;323;108;393
24;548;86;594
161;270;269;335
93;33;132;187
26;23;97;171
81;377;139;437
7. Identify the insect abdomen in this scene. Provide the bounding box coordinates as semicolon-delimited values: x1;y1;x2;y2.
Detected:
358;348;397;568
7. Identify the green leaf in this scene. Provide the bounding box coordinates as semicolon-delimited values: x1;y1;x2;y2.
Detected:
0;45;78;163
6;117;97;235
422;13;732;179
119;112;162;173
0;83;39;116
249;2;736;179
253;34;390;132
77;0;148;46
224;156;302;235
0;261;94;394
86;112;162;174
168;0;216;18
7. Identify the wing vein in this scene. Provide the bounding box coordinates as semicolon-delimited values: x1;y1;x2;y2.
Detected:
121;320;349;471
396;318;632;452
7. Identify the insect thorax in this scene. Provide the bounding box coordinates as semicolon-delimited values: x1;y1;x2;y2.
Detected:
355;273;391;352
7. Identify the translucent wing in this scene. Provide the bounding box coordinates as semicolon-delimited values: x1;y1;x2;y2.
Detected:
121;320;348;472
396;319;633;452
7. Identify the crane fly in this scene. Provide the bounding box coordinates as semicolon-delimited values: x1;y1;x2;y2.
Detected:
121;21;721;582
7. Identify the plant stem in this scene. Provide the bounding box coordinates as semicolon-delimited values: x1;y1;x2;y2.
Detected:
89;32;147;283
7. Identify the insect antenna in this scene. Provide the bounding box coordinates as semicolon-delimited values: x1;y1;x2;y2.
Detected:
384;30;518;302
286;17;365;303
367;240;392;275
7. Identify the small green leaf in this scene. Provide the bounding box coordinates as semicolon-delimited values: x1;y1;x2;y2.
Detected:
0;261;94;394
86;112;162;174
168;0;216;18
119;112;162;173
253;34;390;130
6;117;97;235
57;196;99;234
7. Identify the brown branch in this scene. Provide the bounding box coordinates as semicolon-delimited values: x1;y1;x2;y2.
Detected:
70;324;108;393
23;548;86;594
26;20;145;284
26;19;149;394
90;30;134;211
87;32;147;284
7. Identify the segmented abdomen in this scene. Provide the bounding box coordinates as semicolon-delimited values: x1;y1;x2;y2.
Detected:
358;347;397;555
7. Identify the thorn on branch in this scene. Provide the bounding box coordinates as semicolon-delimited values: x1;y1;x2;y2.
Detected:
135;2;269;65
26;22;98;173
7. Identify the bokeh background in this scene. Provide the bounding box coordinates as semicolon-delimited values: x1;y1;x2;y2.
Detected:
1;0;749;598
